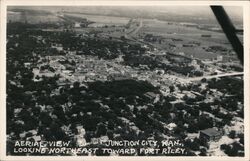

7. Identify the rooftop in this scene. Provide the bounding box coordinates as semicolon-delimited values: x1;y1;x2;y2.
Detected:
200;128;222;137
144;92;157;99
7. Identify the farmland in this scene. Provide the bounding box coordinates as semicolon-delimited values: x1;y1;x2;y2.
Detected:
135;18;242;61
64;13;130;27
7;7;242;62
7;11;62;23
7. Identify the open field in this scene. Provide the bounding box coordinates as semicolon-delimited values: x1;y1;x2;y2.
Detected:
140;19;231;45
65;13;130;27
7;11;62;23
142;19;214;34
7;9;242;62
7;10;130;26
137;19;242;61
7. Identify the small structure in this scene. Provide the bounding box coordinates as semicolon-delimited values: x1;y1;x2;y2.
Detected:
75;124;86;146
217;55;223;61
51;43;63;51
32;135;42;142
144;92;157;100
164;122;177;131
169;100;185;109
201;34;212;38
74;22;81;28
108;73;131;81
199;128;223;142
24;62;31;68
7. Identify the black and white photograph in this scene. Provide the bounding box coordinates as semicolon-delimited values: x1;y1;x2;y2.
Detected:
0;0;249;160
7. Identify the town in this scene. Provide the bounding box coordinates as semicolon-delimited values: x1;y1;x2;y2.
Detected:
6;7;244;157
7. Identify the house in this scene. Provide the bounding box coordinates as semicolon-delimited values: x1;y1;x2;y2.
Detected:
74;22;81;28
164;123;177;131
24;62;31;68
75;124;86;146
217;55;223;61
199;128;223;142
32;135;42;142
51;43;63;51
169;100;185;109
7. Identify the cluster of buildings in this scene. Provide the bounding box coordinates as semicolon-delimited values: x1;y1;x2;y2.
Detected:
6;19;244;156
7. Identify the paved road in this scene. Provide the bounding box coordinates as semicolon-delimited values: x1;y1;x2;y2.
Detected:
187;72;243;82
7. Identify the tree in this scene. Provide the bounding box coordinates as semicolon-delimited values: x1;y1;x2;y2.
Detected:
201;78;207;83
133;107;138;115
96;123;107;137
50;121;65;140
185;138;200;151
40;112;52;126
169;85;175;93
238;133;244;145
199;148;207;156
120;36;126;40
191;138;201;151
220;144;227;150
73;81;80;89
107;130;114;139
107;120;115;130
196;114;213;130
224;142;243;156
229;130;236;139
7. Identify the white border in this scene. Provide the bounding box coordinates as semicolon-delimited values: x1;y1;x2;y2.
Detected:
0;1;249;161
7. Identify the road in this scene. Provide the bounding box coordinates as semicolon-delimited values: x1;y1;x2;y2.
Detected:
129;19;143;36
187;72;243;82
125;19;143;39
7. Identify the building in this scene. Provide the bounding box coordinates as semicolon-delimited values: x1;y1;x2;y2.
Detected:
75;124;86;146
217;55;223;61
144;92;157;100
107;73;131;81
201;34;212;38
164;122;177;131
24;62;31;68
51;43;63;51
199;128;223;142
74;22;81;28
169;100;185;110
